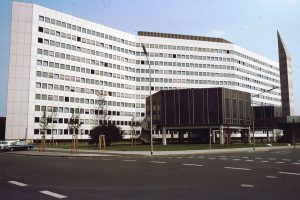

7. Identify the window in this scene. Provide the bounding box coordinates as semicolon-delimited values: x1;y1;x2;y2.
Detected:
38;38;43;43
39;16;44;21
34;129;39;135
37;60;42;66
38;27;43;32
36;82;41;88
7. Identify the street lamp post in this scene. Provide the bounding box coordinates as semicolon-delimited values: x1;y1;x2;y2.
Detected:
251;86;278;150
142;45;154;155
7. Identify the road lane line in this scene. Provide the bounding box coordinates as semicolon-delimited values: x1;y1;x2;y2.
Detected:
246;160;254;162
260;160;269;163
197;156;205;159
219;155;227;157
182;163;203;167
240;184;254;188
275;161;285;164
40;190;67;199
293;163;300;165
224;167;251;171
278;172;300;176
282;159;291;161
150;161;167;164
208;157;216;160
232;159;241;161
8;181;28;187
265;176;277;179
123;160;137;162
255;157;262;160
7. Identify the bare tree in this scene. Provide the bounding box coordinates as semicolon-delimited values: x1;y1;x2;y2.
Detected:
50;109;58;145
93;90;109;128
39;110;49;136
68;109;82;136
130;115;140;146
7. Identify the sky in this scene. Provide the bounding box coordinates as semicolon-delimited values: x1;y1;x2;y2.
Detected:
0;0;299;116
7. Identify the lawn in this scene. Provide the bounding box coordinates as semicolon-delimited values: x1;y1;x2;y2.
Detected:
44;141;288;151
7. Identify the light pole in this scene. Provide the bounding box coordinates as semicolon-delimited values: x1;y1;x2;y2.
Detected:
142;45;154;155
251;86;278;150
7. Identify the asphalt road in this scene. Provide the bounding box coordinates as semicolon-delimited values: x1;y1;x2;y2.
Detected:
0;149;300;200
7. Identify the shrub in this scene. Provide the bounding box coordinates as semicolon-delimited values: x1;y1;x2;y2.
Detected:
89;124;122;146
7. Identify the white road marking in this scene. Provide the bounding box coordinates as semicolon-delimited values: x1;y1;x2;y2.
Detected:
219;155;227;157
187;157;194;159
197;156;205;159
275;161;285;164
8;181;28;187
40;190;67;199
242;157;249;159
150;161;166;164
255;157;262;160
182;163;203;167
265;176;277;179
282;159;291;161
208;157;216;160
224;167;251;171
246;160;254;162
293;163;300;165
233;159;241;161
123;160;137;162
278;172;300;176
260;160;269;163
240;184;254;188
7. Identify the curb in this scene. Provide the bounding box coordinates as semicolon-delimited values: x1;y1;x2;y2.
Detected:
5;145;295;157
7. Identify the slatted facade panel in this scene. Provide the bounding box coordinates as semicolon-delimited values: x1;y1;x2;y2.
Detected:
147;88;251;127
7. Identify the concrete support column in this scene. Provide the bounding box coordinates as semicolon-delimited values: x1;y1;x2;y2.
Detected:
267;131;270;142
219;126;224;145
212;130;216;144
179;131;183;144
162;127;167;146
273;129;277;142
248;127;251;144
171;131;174;144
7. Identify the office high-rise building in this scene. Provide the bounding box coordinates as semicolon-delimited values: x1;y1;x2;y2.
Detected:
6;2;281;140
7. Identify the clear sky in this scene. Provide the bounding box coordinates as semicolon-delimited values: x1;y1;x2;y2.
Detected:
0;0;299;116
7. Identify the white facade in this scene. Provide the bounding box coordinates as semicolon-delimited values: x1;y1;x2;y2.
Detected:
6;2;281;140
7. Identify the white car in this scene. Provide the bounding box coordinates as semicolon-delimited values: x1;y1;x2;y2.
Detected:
0;140;18;151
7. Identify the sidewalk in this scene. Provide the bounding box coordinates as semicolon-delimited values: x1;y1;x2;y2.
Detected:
7;145;295;157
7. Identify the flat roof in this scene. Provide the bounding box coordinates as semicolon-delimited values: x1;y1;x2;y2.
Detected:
138;31;232;44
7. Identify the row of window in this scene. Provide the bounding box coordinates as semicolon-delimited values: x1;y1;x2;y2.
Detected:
35;116;139;127
35;105;144;118
38;14;277;73
36;58;135;82
36;70;135;91
36;82;135;99
35;93;137;108
39;15;136;47
37;42;278;89
38;21;277;79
